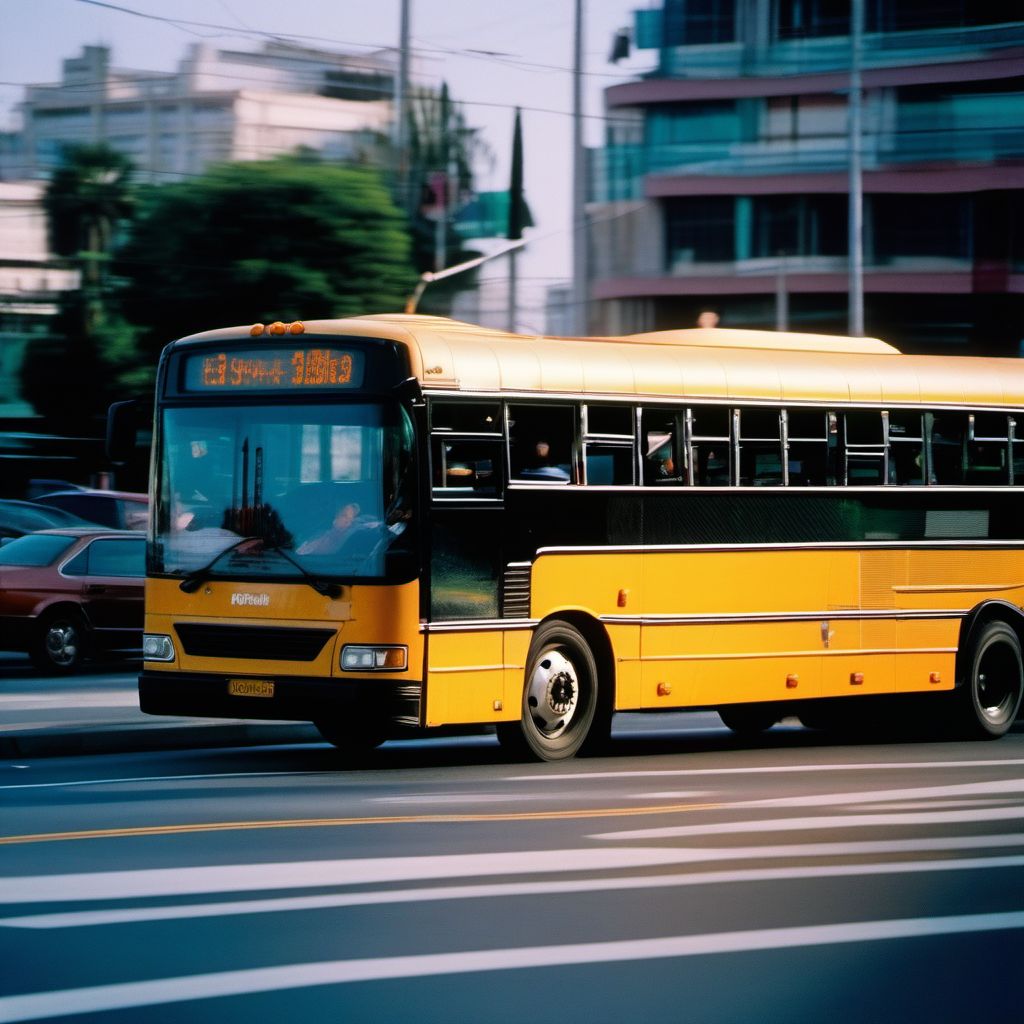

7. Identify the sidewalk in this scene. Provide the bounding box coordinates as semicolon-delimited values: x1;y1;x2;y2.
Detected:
0;682;319;758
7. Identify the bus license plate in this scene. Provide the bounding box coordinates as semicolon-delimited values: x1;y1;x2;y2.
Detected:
227;678;275;698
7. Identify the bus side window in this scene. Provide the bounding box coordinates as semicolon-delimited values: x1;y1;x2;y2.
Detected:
930;412;968;484
583;404;635;486
690;406;730;486
844;411;886;484
431;439;502;496
429;400;505;498
737;407;783;486
508;404;575;483
641;409;684;485
966;412;1010;485
888;411;925;485
786;409;831;486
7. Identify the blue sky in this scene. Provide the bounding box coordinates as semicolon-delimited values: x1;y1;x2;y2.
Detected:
1;0;655;329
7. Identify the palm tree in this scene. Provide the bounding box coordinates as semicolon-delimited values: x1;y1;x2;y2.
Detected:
44;143;134;333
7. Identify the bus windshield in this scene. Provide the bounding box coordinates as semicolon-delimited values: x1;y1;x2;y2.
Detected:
153;401;415;582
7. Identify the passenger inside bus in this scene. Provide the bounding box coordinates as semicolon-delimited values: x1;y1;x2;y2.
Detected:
297;501;366;555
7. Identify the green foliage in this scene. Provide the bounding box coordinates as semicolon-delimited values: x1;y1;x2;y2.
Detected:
116;158;416;359
44;143;134;261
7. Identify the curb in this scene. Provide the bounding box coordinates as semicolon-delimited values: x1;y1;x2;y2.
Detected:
0;722;321;759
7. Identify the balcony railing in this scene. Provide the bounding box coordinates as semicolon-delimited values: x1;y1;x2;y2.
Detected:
648;22;1024;79
590;128;1024;202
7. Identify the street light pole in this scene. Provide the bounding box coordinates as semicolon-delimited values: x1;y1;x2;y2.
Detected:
394;0;411;210
571;0;587;335
848;0;865;336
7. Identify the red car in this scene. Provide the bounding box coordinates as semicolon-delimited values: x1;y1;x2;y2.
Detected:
0;529;145;671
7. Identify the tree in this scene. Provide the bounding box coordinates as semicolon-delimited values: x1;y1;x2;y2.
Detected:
22;143;138;425
116;158;417;363
402;83;491;311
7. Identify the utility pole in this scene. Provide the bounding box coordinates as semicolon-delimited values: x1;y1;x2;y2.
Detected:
507;107;525;333
848;0;865;336
394;0;411;210
571;0;587;335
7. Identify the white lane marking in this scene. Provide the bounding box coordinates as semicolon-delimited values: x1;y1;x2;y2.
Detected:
592;805;1024;840
3;757;1023;793
0;848;706;906
4;854;1024;931
0;692;138;709
0;771;330;792
4;831;1019;921
1;912;1022;1021
737;777;1024;809
504;758;1024;782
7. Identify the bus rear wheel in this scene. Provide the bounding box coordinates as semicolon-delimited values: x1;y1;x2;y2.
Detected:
956;621;1023;739
718;703;779;736
497;621;599;762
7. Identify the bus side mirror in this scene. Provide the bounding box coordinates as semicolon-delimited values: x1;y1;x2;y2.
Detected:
393;377;422;406
106;399;142;465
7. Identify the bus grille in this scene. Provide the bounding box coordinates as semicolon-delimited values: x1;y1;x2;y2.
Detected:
175;624;335;662
501;562;532;618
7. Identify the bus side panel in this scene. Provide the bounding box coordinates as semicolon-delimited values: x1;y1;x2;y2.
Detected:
893;547;1024;694
640;549;830;709
424;630;510;726
530;551;642;710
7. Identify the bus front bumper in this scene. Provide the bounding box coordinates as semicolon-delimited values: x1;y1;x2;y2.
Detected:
138;670;422;728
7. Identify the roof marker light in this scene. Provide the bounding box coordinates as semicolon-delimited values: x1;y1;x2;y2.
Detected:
249;324;265;336
269;321;286;336
289;321;305;335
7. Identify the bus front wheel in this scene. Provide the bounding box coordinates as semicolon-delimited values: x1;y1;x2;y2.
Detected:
956;621;1024;739
497;621;600;762
314;716;387;753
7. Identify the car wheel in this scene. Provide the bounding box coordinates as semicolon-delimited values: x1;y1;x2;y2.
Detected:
31;609;88;673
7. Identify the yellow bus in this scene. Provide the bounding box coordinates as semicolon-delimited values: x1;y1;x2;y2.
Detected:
116;314;1024;760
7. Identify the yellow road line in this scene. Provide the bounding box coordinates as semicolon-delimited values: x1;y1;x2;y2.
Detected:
0;802;718;846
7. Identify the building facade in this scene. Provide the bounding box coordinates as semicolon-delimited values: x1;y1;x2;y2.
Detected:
0;182;78;416
589;1;1024;354
1;42;400;184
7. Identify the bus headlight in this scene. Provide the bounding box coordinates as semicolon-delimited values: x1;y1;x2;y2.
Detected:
143;634;176;662
340;645;407;671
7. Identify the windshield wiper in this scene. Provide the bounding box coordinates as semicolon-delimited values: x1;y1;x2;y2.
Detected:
179;536;341;598
262;544;342;599
179;536;261;593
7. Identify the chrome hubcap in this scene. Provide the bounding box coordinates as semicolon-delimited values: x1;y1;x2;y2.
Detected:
46;623;78;667
527;649;579;738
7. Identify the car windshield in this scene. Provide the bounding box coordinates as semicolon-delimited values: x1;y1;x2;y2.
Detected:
153;401;416;581
0;533;76;566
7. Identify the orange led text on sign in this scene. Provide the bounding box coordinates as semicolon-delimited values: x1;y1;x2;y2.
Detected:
200;349;353;388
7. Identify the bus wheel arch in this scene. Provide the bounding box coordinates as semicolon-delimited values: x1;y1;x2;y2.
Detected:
954;603;1024;738
497;613;613;761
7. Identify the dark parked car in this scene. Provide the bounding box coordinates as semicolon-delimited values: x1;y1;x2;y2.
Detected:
0;499;93;540
0;529;145;671
36;489;149;531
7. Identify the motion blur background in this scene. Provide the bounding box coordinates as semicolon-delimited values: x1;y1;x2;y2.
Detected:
0;1;1021;491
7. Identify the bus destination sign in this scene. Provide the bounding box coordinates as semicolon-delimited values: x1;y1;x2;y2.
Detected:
183;347;365;391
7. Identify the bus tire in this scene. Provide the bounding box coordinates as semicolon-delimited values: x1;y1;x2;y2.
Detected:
955;620;1023;739
718;703;779;736
497;620;600;762
314;716;387;753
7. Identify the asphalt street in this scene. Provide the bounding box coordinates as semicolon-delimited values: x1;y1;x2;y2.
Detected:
1;666;1022;1023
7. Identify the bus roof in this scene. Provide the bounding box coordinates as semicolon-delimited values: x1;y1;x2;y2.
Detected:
180;314;1024;408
